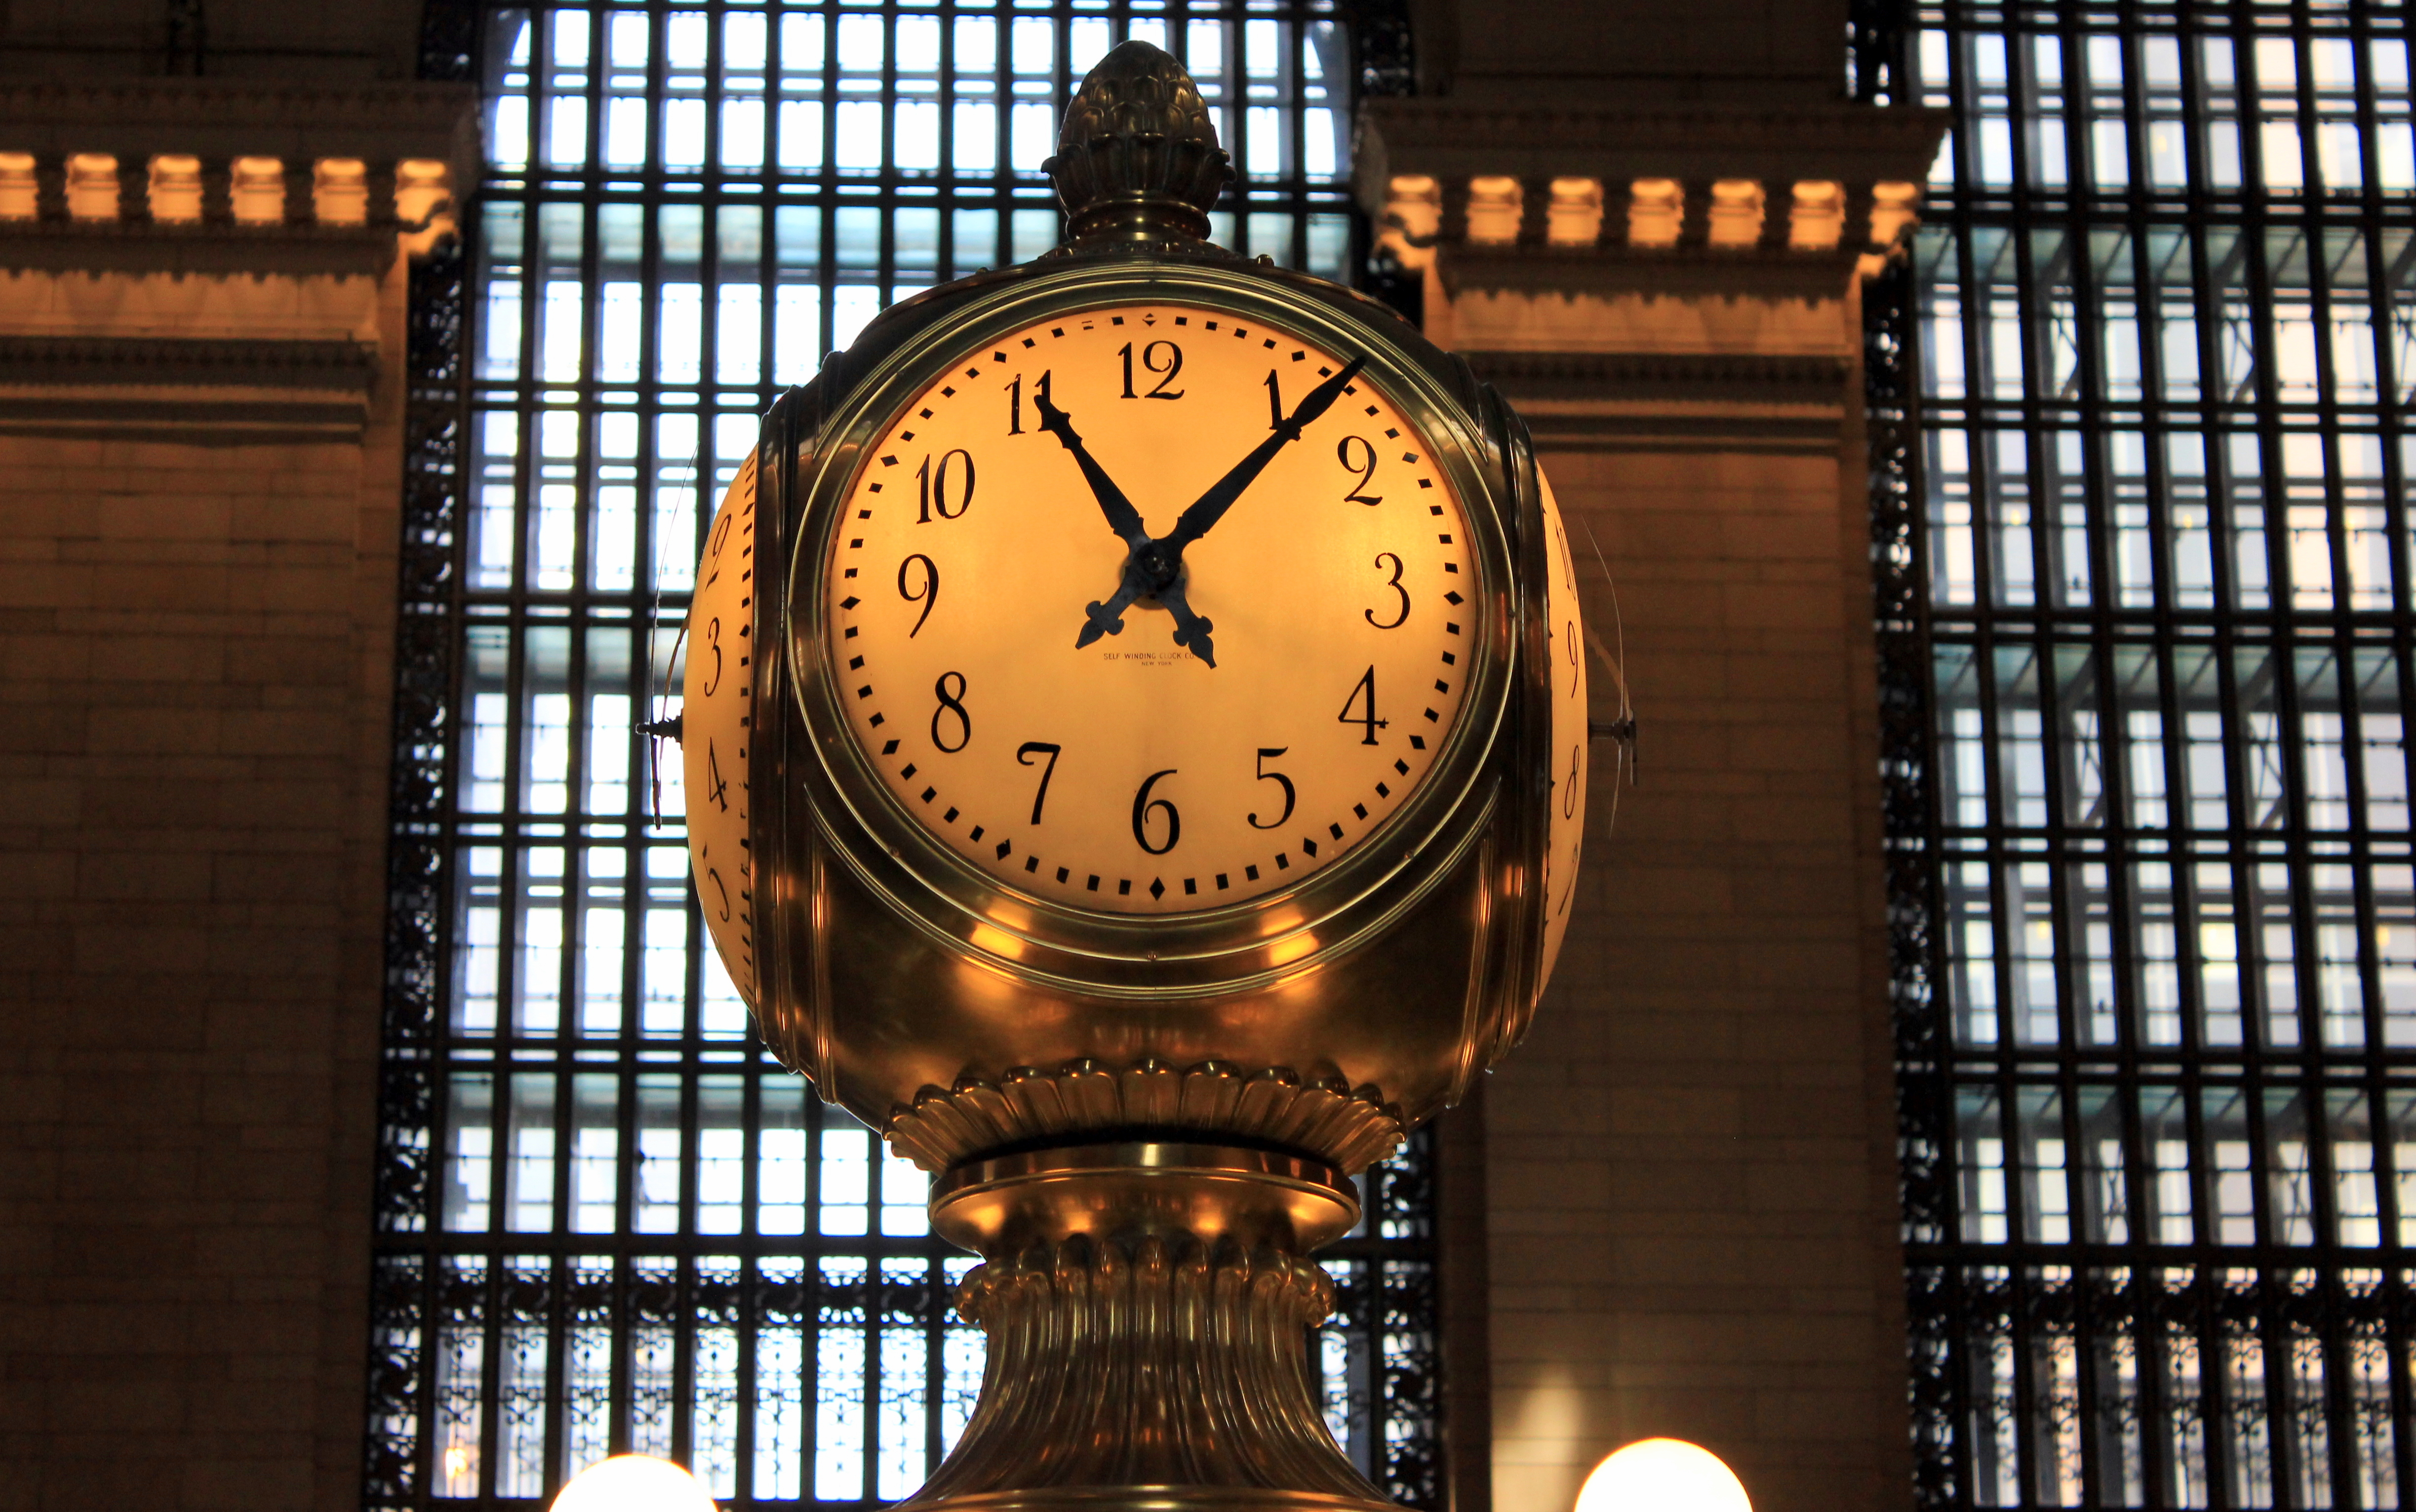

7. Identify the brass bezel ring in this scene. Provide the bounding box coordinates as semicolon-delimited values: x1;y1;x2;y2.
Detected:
929;1139;1362;1254
784;260;1515;987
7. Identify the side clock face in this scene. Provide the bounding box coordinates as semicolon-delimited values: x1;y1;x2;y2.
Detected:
1536;466;1588;984
816;302;1480;917
684;451;760;1001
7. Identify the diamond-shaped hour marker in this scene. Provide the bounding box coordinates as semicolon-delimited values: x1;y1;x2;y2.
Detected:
1148;878;1166;900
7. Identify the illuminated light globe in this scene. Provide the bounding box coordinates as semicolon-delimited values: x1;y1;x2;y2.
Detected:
1574;1440;1751;1512
549;1455;718;1512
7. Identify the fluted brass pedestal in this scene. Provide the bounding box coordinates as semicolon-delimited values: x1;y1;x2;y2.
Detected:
906;1143;1396;1512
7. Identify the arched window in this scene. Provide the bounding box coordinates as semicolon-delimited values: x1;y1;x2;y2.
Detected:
369;5;1437;1509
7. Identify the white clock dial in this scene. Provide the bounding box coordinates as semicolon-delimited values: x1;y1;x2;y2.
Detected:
817;302;1481;916
684;451;761;1002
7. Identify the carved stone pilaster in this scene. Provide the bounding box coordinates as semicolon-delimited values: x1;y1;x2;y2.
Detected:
1353;97;1950;450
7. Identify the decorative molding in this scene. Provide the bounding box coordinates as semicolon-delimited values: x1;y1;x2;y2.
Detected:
1354;97;1954;197
0;395;368;445
885;1059;1406;1174
0;219;403;276
1439;243;1869;302
1465;347;1851;403
0;79;480;182
0;333;378;390
1047;40;1231;244
915;1234;1387;1508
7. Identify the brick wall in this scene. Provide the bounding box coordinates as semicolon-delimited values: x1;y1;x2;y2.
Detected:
0;256;408;1512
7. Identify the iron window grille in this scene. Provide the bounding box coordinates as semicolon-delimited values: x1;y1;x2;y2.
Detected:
1874;2;2416;1509
370;4;1438;1510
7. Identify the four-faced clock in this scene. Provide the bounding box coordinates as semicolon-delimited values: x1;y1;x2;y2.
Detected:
815;302;1479;916
1537;467;1588;983
682;451;761;1003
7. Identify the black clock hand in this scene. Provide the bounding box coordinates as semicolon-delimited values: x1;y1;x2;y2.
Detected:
1155;577;1216;668
1031;375;1149;550
1162;355;1366;553
1077;562;1149;649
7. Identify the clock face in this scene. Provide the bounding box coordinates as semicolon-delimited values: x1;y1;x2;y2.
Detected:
1536;465;1588;985
684;451;761;1001
815;301;1480;917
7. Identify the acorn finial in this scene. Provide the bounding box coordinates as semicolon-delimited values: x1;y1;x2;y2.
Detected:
1045;40;1231;245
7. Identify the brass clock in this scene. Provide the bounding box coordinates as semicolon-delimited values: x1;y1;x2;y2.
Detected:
682;41;1585;1172
824;297;1484;916
679;41;1590;1512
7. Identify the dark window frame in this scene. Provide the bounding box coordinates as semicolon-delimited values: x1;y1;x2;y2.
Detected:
1873;4;2416;1509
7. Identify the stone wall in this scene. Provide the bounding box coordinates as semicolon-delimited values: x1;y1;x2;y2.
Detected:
1361;7;1946;1505
1488;411;1909;1512
0;258;408;1512
0;46;469;1509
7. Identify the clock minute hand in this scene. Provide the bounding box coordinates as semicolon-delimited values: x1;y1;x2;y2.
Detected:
1032;379;1149;550
1162;355;1366;553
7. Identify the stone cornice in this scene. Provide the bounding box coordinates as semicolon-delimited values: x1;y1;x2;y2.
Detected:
0;333;379;390
0;79;480;184
0;392;369;445
0;219;401;276
1465;348;1851;396
1440;243;1869;302
1354;97;1951;207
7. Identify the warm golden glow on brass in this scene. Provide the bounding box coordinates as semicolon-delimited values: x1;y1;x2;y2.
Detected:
1465;174;1523;244
930;1140;1361;1253
825;302;1477;917
1626;177;1683;248
1537;467;1588;986
915;1142;1386;1511
886;1059;1405;1174
678;41;1588;1512
683;452;762;1007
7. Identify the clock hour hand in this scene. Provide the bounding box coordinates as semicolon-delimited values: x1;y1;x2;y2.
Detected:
1154;576;1216;668
1076;565;1147;649
1031;374;1149;550
1162;355;1366;553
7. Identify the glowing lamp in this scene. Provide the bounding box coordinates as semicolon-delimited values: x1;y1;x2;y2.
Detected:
549;1455;718;1512
1574;1439;1751;1512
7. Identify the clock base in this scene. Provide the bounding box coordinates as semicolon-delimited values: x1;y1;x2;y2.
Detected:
904;1489;1405;1512
906;1142;1395;1512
